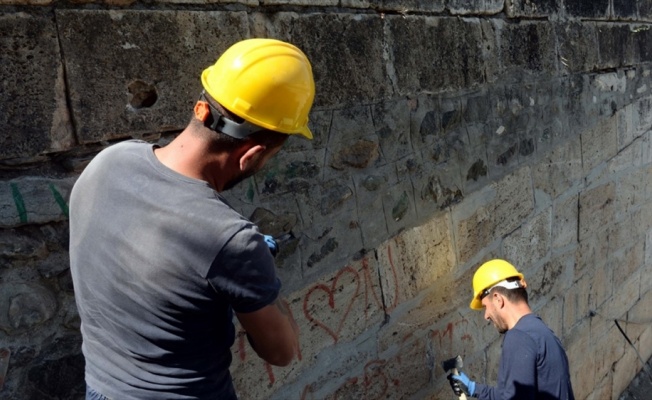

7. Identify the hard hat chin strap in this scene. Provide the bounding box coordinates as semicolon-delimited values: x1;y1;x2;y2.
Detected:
195;91;266;139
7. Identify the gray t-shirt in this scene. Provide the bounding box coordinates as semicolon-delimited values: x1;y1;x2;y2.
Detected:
69;140;280;399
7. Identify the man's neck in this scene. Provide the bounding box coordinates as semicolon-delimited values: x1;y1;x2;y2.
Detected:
154;129;234;192
506;303;533;330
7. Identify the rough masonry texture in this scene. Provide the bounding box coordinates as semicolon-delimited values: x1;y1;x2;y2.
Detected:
1;0;651;399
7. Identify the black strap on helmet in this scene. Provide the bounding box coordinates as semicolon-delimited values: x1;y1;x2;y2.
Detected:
199;91;267;139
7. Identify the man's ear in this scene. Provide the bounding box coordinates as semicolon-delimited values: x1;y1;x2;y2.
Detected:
494;292;505;309
239;144;266;171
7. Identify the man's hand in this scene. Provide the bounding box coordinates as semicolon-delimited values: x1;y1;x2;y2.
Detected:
448;372;476;397
263;235;278;257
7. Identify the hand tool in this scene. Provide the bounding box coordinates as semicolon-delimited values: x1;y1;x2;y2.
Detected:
441;355;467;400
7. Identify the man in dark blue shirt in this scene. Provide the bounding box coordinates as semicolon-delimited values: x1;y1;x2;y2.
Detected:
448;259;575;400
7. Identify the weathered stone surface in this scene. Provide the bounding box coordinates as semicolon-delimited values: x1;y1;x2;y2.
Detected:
261;13;388;107
506;0;559;17
613;0;637;18
502;208;551;269
578;182;615;241
581;115;618;174
57;10;250;143
0;177;75;228
532;137;582;199
0;13;74;160
25;335;84;399
556;21;599;73
448;0;503;15
565;0;609;18
0;283;57;334
641;0;652;19
597;24;637;69
388;16;491;95
0;230;48;261
552;194;578;250
495;20;557;74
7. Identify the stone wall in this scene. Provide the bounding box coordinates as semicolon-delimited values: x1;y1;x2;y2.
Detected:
1;0;651;399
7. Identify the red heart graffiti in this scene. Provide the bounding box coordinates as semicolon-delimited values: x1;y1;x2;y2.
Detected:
303;266;361;343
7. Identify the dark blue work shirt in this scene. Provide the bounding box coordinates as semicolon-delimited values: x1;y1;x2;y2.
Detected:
475;314;575;400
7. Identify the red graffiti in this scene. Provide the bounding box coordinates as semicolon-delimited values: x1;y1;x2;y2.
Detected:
303;266;360;343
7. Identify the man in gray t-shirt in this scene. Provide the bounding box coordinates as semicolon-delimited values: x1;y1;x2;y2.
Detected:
69;38;315;400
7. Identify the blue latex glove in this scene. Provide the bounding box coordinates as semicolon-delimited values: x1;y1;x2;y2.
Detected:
263;235;278;257
448;372;476;397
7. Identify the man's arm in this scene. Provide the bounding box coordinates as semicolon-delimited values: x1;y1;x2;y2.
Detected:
235;296;300;366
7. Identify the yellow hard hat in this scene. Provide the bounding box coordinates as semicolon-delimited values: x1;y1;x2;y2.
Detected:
470;259;524;310
201;38;315;139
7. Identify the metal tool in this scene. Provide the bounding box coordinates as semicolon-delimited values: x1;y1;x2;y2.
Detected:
441;355;467;400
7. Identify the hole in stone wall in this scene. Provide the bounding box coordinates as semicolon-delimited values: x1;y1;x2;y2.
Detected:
128;80;158;109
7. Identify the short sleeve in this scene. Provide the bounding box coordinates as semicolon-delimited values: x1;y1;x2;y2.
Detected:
207;226;281;313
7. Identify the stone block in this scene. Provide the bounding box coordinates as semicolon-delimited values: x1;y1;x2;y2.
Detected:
0;13;74;160
453;200;495;264
411;158;465;217
382;180;420;237
527;253;575;310
564;0;609;18
0;283;57;334
372;98;414;164
615;167;649;219
586;375;612;400
532;135;582;200
388;16;491;95
536;295;564;338
448;0;503;15
617;103;638;151
597;23;636;69
611;346;639;399
591;256;615;310
578;183;615;241
491;166;535;235
264;13;387;108
57;10;250;143
453;167;534;262
641;0;652;19
377;276;477;355
300;334;429;400
591;327;625;386
327;106;378;171
262;0;335;4
613;0;637;19
575;226;609;279
374;0;446;12
0;177;75;228
376;212;456;306
502;208;551;269
506;0;559;18
563;273;591;332
605;271;641;320
628;289;652;331
581;113;618;174
637;326;652;373
552;194;579;250
563;320;593;396
556;21;599;73
495;20;557;74
636;27;652;63
633;96;652;136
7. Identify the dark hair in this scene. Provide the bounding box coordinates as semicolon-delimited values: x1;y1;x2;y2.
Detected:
491;277;529;305
192;93;288;152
